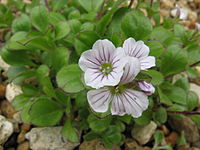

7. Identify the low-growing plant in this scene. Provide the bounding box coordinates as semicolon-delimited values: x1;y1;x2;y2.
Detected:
0;0;200;148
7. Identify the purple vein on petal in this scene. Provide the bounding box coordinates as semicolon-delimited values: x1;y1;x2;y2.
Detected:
86;58;100;66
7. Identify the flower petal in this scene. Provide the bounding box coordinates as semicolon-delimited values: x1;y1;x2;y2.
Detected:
111;89;149;118
138;81;155;95
123;37;150;59
120;56;141;84
93;39;115;62
84;68;104;89
87;88;112;113
78;50;101;72
140;56;156;70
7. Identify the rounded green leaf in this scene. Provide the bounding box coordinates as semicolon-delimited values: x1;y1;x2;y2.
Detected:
56;64;85;93
12;14;31;33
78;0;103;12
30;6;49;32
153;107;167;124
54;21;70;40
30;99;64;126
160;45;188;76
121;10;153;40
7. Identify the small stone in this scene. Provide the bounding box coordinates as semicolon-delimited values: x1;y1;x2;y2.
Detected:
190;147;200;150
0;115;14;144
132;121;157;145
124;139;151;150
7;119;19;132
165;132;179;146
178;144;190;150
160;0;175;9
168;116;200;144
190;83;200;105
17;131;26;144
21;124;31;131
160;125;170;135
188;11;198;21
5;83;22;103
159;9;170;17
17;141;30;150
79;139;120;150
0;84;6;98
13;111;22;124
0;100;17;118
25;127;80;150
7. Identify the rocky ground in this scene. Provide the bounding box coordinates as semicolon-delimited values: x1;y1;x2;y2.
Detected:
0;0;200;150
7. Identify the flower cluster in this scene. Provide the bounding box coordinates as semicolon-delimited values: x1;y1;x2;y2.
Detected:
78;38;156;118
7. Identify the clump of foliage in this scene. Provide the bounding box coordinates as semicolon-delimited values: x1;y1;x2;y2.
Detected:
0;0;200;148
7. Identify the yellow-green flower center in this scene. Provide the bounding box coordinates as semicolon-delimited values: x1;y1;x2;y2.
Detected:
100;63;113;75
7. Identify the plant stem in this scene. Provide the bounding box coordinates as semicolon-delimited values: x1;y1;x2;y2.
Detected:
128;0;134;8
150;0;153;8
167;110;200;115
45;0;50;10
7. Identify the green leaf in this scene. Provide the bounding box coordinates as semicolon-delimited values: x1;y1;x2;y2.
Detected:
187;44;200;65
177;131;187;147
190;115;200;125
78;0;103;12
1;48;34;66
49;47;70;72
30;6;49;32
30;99;64;126
153;131;164;147
12;14;31;33
153;107;167;124
68;19;81;34
54;21;70;40
74;90;87;108
68;9;81;19
121;10;153;40
96;0;124;35
142;70;163;85
81;22;95;31
84;131;100;141
87;114;112;132
146;41;164;58
21;84;39;97
174;78;189;91
56;64;85;93
52;0;68;11
61;118;79;143
21;101;35;123
102;126;123;148
186;91;198;111
49;12;66;24
150;27;173;43
37;65;56;98
75;31;100;55
157;87;173;105
160;45;188;76
166;87;187;105
134;109;152;125
12;94;29;110
108;7;129;35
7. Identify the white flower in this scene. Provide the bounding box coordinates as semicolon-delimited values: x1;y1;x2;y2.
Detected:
171;4;188;20
122;37;156;70
138;81;155;95
87;57;149;118
79;39;127;89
